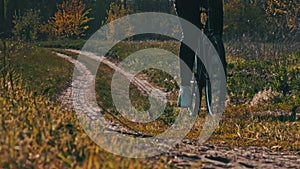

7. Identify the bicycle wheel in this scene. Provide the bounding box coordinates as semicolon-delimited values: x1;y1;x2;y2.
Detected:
203;35;225;116
203;71;213;116
196;60;214;116
188;72;201;115
191;46;219;116
193;0;225;116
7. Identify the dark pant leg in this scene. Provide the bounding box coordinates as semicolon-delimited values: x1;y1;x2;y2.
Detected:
206;0;227;73
174;0;201;86
207;0;223;35
175;0;226;85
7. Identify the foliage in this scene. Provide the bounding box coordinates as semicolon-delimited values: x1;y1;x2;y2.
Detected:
1;0;62;37
40;0;93;40
85;0;112;35
12;9;41;41
103;0;133;41
223;0;300;42
1;0;299;44
0;41;73;96
265;0;300;42
0;0;11;35
224;0;268;41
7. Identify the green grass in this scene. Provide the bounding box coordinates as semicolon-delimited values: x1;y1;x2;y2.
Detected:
91;40;300;108
207;106;299;151
0;41;73;96
226;52;300;106
107;41;180;61
87;40;300;108
60;41;299;151
0;40;299;168
49;42;300;147
36;39;86;49
0;72;170;168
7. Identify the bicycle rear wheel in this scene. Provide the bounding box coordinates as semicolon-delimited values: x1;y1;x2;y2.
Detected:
204;32;226;116
190;47;220;116
195;60;214;116
189;74;201;115
204;71;213;116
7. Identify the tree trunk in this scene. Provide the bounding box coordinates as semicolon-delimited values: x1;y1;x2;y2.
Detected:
0;0;4;37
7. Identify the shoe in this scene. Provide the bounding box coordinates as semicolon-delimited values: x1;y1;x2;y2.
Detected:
178;85;192;108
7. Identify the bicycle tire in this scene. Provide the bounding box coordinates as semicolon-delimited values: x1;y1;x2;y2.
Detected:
189;71;202;115
197;62;214;116
188;0;226;116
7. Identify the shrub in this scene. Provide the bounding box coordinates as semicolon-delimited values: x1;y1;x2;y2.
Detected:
224;0;267;42
12;10;41;41
40;0;93;40
103;1;133;41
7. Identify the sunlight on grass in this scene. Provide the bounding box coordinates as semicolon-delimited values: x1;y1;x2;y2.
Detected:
1;41;73;96
0;71;171;168
62;41;299;151
1;41;299;168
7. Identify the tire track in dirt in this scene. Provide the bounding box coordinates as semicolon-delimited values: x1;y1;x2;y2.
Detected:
67;49;168;103
55;51;152;136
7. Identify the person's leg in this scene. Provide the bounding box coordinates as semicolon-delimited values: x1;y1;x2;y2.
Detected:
174;0;201;86
208;0;223;35
208;0;227;73
174;0;201;107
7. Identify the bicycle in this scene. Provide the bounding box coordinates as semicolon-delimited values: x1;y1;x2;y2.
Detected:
188;0;226;116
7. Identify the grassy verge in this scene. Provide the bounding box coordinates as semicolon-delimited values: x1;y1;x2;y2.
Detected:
1;40;299;169
226;52;300;106
90;42;300;151
36;39;86;49
49;41;299;151
0;72;170;168
82;40;299;109
57;41;298;151
200;106;299;151
95;61;300;151
0;41;73;96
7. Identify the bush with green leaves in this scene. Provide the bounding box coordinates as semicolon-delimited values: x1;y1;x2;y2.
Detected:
12;10;41;41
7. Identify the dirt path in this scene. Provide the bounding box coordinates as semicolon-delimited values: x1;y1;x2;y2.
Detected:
54;50;300;169
155;140;300;168
67;49;168;103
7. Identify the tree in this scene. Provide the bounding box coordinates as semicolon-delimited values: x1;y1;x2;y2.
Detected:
127;0;173;13
0;0;4;36
12;10;41;41
103;0;133;41
265;0;299;42
87;0;111;35
224;0;267;41
41;0;93;39
0;0;10;37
